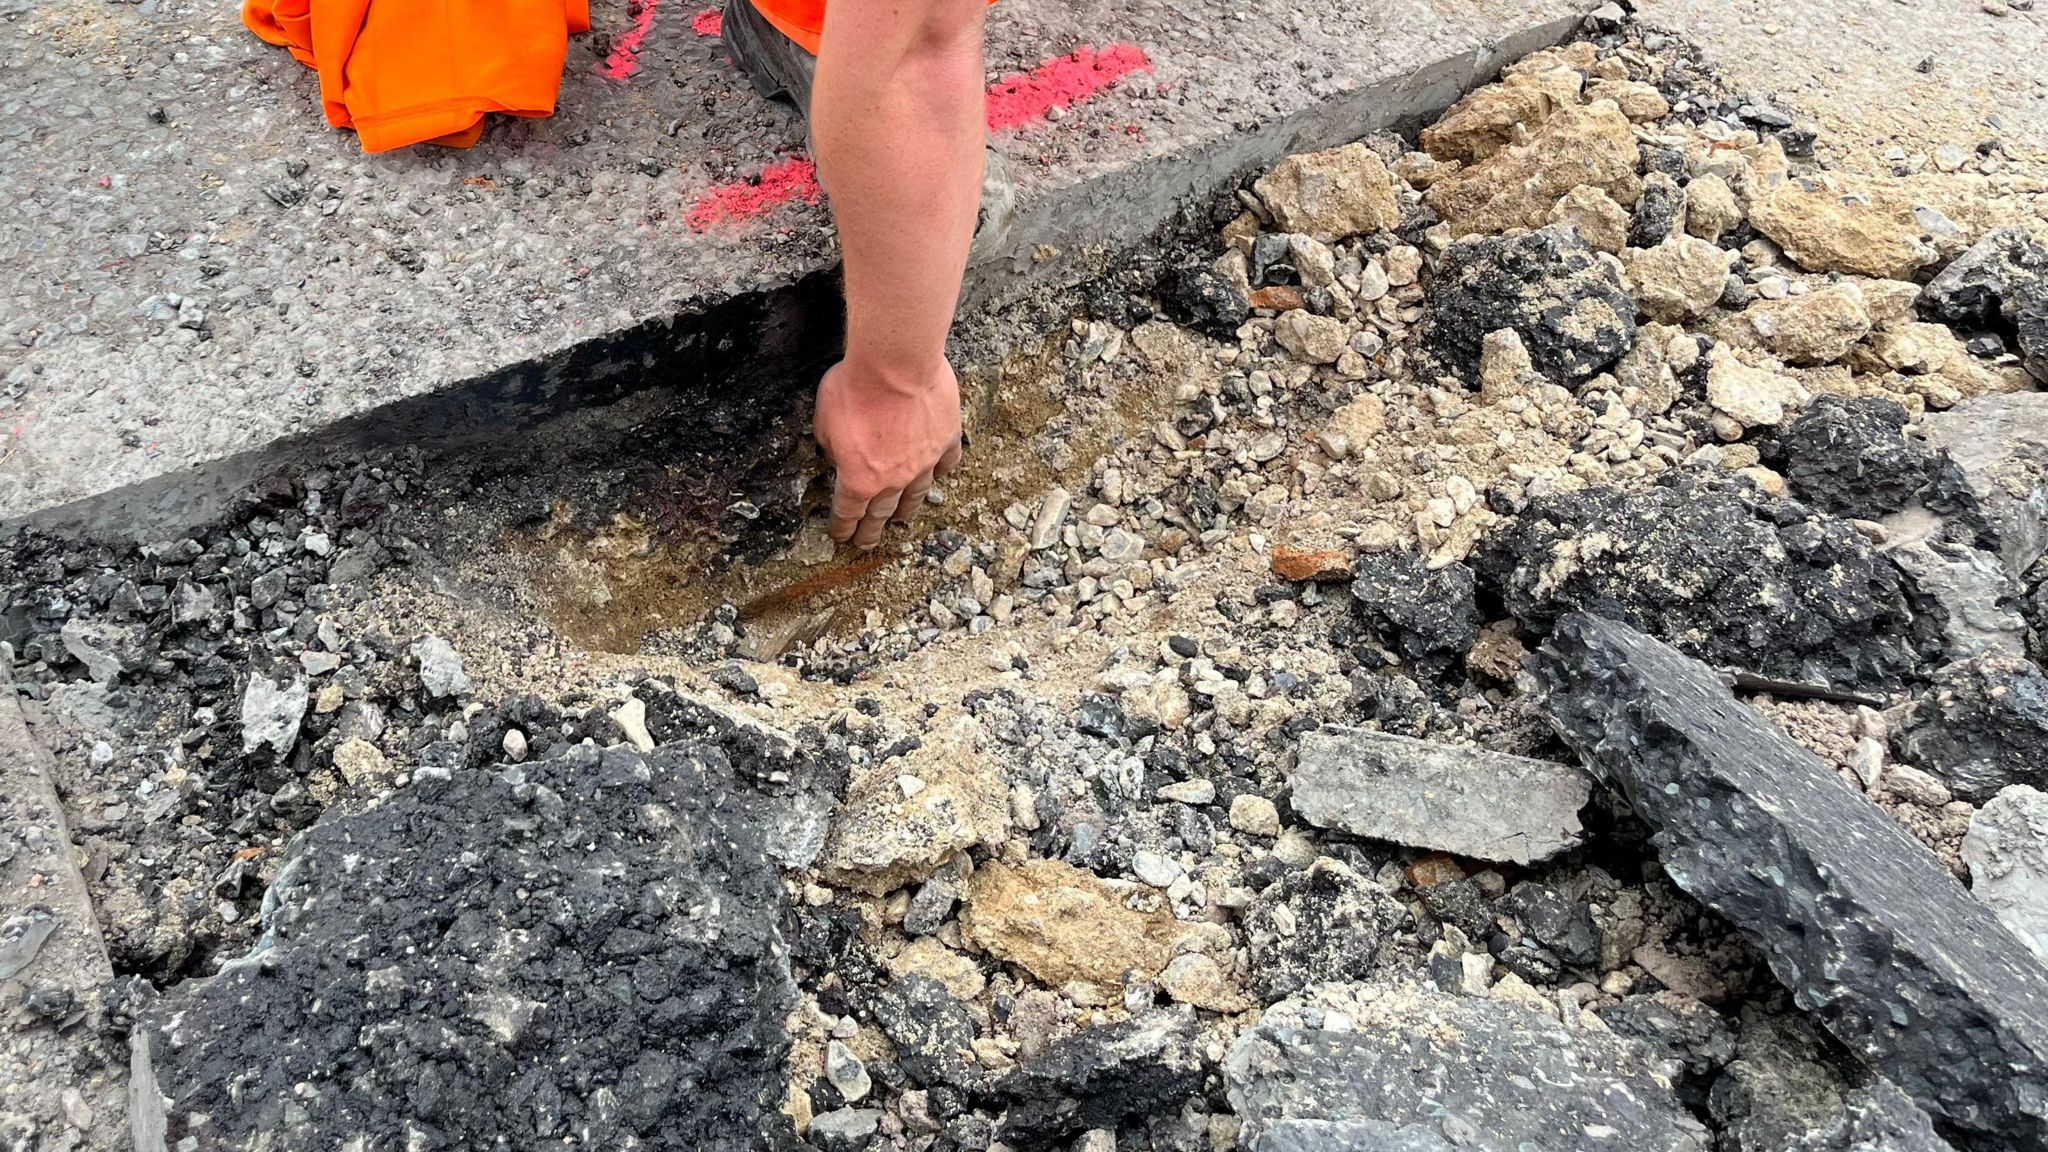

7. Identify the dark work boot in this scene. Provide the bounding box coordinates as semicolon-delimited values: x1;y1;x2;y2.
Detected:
721;0;816;115
719;0;1016;262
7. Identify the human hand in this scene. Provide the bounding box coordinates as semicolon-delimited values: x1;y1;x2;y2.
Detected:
813;358;965;548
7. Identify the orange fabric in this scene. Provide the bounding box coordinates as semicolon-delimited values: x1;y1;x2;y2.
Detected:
749;0;997;56
241;0;589;153
749;0;824;54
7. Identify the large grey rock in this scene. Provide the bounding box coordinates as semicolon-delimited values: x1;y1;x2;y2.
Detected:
138;741;795;1151
1897;653;2048;803
1916;393;2048;580
1535;613;2048;1150
1290;727;1591;864
1225;985;1710;1151
1963;786;2048;966
1888;539;2029;662
1918;227;2048;382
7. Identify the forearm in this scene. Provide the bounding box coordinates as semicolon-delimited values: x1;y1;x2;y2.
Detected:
810;0;986;387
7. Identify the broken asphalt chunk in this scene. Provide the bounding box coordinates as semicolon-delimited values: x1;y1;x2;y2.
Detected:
137;741;795;1151
993;1006;1204;1149
1897;652;2048;803
1535;612;2048;1150
1289;727;1591;864
1473;469;1923;687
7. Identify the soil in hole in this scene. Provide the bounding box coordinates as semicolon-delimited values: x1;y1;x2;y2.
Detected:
509;320;1172;654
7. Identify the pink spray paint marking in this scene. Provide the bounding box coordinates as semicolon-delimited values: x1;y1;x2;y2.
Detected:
691;7;722;36
686;156;822;231
686;42;1152;230
984;42;1152;132
601;0;662;80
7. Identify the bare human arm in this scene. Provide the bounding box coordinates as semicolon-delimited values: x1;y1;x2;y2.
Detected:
808;0;986;547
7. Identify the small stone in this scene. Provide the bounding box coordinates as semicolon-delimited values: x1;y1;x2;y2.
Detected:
171;578;216;627
1229;794;1281;837
1099;528;1145;565
960;859;1179;995
332;737;391;785
1421;79;1559;164
825;1040;873;1103
1897;654;2048;802
1423;226;1637;385
240;673;310;756
1244;858;1406;1001
1270;546;1353;582
1131;850;1182;888
1749;174;1939;280
1158;779;1217;805
1585;78;1670;122
611;696;656;753
1629;172;1687;249
502;729;529;762
1030;488;1073;550
410;635;470;698
1740;284;1874;365
819;715;1009;895
250;569;288;610
1684;173;1744;244
1426;103;1643;235
809;1108;882;1150
1273;310;1349;364
1384;245;1423;287
1706;347;1808;428
1627;234;1732;323
1158;953;1248;1013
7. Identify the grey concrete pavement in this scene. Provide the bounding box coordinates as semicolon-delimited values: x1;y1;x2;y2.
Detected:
0;0;1593;536
1634;0;2048;172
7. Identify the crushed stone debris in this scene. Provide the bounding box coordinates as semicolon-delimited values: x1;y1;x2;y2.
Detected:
4;13;2048;1151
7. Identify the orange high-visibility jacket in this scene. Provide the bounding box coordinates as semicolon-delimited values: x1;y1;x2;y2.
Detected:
750;0;995;55
751;0;826;53
243;0;591;153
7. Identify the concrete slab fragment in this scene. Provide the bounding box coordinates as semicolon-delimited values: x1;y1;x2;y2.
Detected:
1225;985;1711;1151
1290;726;1592;864
1;0;1594;536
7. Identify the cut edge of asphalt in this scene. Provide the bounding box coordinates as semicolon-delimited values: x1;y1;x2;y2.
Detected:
12;7;1591;544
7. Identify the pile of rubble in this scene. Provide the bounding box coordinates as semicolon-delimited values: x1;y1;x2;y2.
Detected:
7;13;2048;1152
